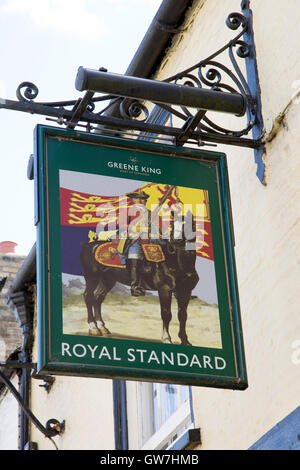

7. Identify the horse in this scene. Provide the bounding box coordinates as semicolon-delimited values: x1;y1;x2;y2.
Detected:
79;235;199;346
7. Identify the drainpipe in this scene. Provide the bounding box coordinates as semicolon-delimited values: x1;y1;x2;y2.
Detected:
103;0;194;120
126;0;194;78
6;244;36;450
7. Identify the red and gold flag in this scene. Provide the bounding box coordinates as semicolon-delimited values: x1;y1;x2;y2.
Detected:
60;183;214;261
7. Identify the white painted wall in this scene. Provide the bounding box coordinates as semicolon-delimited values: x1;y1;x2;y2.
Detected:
0;374;19;450
30;374;115;450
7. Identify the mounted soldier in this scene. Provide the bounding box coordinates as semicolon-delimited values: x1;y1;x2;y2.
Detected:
79;184;199;344
117;190;167;296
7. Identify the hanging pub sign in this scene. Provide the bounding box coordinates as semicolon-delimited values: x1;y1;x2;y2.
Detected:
35;125;247;390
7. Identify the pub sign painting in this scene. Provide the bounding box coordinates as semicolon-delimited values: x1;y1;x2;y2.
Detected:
36;125;247;389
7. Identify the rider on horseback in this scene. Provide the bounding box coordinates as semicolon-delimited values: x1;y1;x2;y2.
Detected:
117;190;165;297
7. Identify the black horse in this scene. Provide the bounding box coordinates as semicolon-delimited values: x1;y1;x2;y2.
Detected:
79;236;199;346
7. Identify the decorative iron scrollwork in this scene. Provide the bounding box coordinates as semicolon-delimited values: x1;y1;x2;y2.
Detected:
9;10;260;146
0;6;264;180
226;11;247;31
16;82;39;102
120;99;149;121
155;11;257;141
95;10;261;149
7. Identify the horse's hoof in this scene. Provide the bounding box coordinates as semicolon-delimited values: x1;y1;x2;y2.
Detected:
89;328;102;336
131;287;145;297
181;339;192;346
99;327;111;336
162;337;172;344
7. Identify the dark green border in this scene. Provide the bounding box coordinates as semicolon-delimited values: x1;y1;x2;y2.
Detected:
36;125;247;390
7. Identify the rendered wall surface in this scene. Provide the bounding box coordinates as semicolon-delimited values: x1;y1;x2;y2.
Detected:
0;374;19;450
30;374;115;450
30;300;115;450
154;0;300;449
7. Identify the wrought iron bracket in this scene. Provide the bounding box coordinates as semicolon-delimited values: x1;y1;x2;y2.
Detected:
0;3;265;180
31;371;56;393
0;368;64;442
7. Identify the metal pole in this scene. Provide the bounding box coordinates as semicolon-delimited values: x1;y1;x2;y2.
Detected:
75;67;246;116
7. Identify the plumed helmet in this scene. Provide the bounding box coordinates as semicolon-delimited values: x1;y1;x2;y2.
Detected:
126;191;150;200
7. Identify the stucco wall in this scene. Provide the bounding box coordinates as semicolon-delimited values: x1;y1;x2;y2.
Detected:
154;0;300;449
0;374;19;450
30;374;115;450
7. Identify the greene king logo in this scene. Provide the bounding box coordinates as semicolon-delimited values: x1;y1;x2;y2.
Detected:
108;160;162;175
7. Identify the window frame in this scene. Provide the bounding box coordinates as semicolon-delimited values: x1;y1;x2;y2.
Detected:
141;385;192;450
124;380;196;451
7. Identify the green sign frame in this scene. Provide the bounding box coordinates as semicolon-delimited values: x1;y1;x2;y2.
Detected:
35;124;247;390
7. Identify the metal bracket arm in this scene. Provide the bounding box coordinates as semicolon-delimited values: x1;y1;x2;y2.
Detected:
175;109;207;146
0;368;64;440
75;67;247;116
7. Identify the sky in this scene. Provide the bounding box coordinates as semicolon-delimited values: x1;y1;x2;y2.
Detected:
0;0;162;255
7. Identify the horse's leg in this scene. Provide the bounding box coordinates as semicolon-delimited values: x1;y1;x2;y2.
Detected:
93;301;110;335
83;278;102;336
176;286;192;346
157;284;173;344
93;278;116;335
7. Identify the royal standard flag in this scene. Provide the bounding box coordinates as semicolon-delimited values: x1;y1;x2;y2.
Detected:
60;183;214;275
